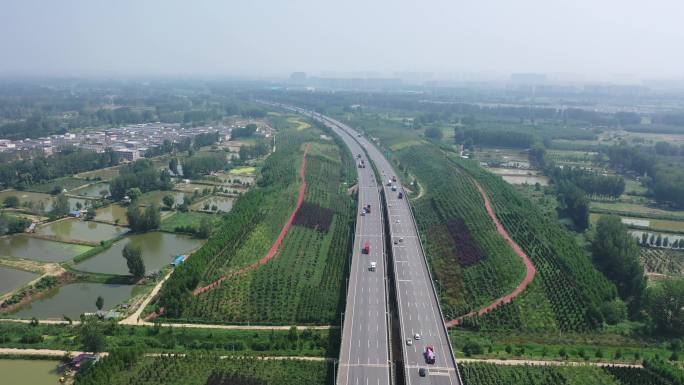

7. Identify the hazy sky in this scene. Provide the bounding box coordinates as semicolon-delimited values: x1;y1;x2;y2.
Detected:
1;0;683;79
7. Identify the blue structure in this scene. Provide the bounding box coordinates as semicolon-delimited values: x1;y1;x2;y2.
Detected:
172;255;186;267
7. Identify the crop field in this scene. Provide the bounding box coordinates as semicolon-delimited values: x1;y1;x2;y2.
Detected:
474;147;530;165
453;156;617;332
76;166;121;181
640;248;684;276
160;211;220;233
396;144;526;319
24;176;87;193
460;363;671;385
74;351;330;385
590;213;684;233
180;137;354;324
156;123;355;324
591;202;684;221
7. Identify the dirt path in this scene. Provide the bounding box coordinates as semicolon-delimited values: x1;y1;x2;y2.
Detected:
458;358;642;368
193;145;310;296
446;177;536;327
0;348;88;357
119;270;173;325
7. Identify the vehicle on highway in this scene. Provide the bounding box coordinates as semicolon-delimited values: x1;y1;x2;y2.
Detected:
406;338;413;346
419;368;428;377
363;241;370;254
391;185;397;191
425;345;436;364
414;333;421;340
398;191;403;199
369;261;376;271
396;219;400;223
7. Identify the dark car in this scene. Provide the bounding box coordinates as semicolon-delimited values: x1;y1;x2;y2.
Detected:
419;367;427;377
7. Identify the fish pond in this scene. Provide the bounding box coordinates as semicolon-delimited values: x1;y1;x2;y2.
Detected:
94;204;128;225
35;219;126;243
75;232;203;275
0;235;91;262
0;267;38;295
10;282;135;319
0;359;61;385
192;196;234;212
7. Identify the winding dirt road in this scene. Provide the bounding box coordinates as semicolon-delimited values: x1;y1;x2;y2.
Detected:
193;144;310;295
446;176;536;327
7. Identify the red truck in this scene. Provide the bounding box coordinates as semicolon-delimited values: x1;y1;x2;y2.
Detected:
363;241;370;254
425;345;436;364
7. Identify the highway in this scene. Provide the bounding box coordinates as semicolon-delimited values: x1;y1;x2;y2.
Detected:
263;101;462;385
268;103;392;385
318;114;463;385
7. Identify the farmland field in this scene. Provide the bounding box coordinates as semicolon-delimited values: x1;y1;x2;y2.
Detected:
155;121;354;324
591;202;684;221
182;142;354;323
590;213;684;233
639;248;684;276
73;351;331;385
160;211;220;233
460;362;670;385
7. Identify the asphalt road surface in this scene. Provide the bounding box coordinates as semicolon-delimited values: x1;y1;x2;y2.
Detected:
264;102;462;385
318;114;463;385
272;103;392;385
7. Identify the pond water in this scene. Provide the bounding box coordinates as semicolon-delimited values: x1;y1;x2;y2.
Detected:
0;359;61;385
0;235;91;262
35;219;127;243
10;282;134;319
501;175;550;186
94;204;129;225
76;232;203;275
140;190;186;207
72;182;110;198
0;267;38;295
192;196;234;212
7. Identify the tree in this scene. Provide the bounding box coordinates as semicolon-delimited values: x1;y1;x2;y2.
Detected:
600;299;628;325
122;243;145;279
79;318;105;353
162;195;175;209
592;215;646;305
126;204;160;232
51;193;70;217
645;278;684;336
125;187;142;202
95;296;104;311
197;217;212;239
424;127;444;140
169;158;179;174
3;195;19;208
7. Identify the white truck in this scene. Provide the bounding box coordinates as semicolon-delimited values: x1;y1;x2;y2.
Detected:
369;261;376;271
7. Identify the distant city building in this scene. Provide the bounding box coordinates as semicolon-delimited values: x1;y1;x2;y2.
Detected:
114;148;140;162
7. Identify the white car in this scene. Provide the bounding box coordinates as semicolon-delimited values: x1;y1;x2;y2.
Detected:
396;219;400;223
414;333;421;340
406;338;413;346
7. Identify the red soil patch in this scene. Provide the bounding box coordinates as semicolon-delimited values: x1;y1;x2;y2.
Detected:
192;145;310;296
445;178;536;327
